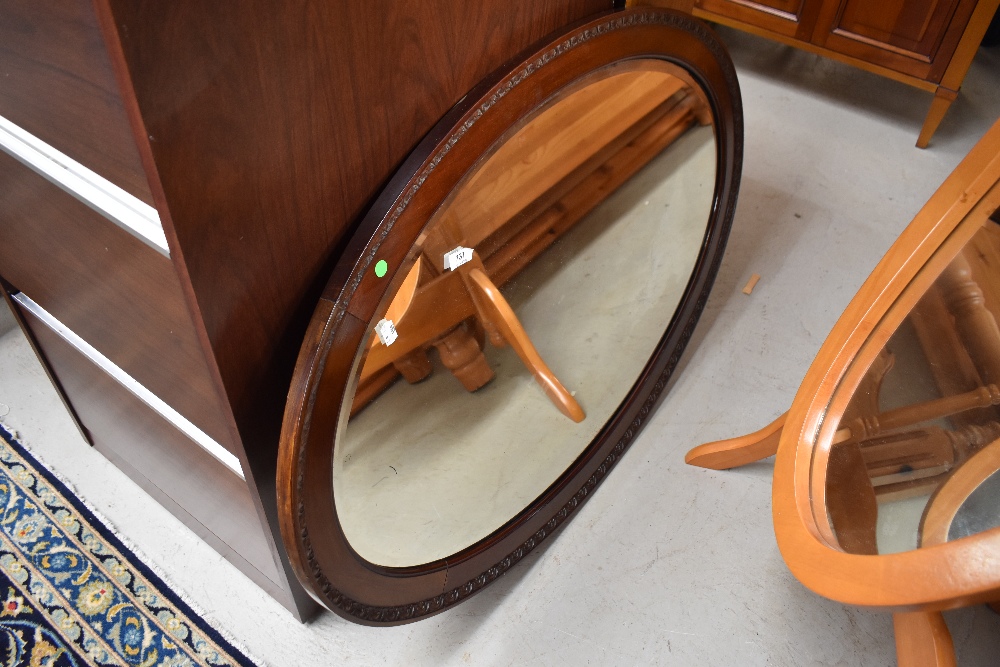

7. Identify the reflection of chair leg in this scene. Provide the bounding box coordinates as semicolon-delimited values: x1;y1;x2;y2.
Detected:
432;323;494;392
465;267;585;422
685;412;786;470
893;611;956;667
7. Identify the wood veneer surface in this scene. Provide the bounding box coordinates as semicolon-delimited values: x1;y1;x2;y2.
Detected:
15;303;288;607
690;0;982;82
0;151;234;452
811;0;978;81
695;0;818;38
831;0;963;56
0;0;153;205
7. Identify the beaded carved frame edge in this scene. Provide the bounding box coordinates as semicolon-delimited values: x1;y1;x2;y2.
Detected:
292;7;744;624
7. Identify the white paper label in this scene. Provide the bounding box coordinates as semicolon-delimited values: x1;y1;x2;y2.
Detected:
443;246;474;271
374;318;398;346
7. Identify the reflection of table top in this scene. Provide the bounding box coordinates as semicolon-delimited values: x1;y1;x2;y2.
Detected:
430;70;688;255
355;69;709;407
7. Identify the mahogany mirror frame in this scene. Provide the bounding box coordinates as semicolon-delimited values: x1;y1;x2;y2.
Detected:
773;119;1000;613
276;7;743;625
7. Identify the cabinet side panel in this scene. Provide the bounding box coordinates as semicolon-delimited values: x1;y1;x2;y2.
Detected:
102;0;609;424
0;152;235;452
13;302;293;610
0;0;153;205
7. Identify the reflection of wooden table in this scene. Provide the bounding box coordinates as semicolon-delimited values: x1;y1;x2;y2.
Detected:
354;70;711;417
360;254;586;421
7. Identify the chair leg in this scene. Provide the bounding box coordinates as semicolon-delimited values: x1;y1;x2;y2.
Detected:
917;87;958;149
684;412;786;470
893;611;957;667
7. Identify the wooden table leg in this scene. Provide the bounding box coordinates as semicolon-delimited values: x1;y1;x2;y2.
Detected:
684;412;786;469
893;611;956;667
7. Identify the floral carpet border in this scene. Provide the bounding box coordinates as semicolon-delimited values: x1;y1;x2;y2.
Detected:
0;423;258;667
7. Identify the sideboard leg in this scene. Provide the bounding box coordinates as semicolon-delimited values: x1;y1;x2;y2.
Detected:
917;87;958;149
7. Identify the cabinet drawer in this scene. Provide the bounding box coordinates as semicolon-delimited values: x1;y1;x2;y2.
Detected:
12;298;289;604
695;0;816;39
0;0;153;205
0;151;235;453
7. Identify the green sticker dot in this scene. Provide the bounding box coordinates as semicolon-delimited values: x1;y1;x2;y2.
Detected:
374;260;388;278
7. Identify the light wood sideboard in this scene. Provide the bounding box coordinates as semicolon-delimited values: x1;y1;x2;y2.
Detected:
633;0;999;147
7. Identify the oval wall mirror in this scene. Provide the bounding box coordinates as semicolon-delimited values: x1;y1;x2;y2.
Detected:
277;7;742;625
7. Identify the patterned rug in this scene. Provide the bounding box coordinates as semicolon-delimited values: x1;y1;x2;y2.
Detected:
0;424;258;667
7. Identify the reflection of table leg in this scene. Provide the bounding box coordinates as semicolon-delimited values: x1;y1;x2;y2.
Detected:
938;247;1000;387
431;323;494;392
893;612;956;667
392;348;432;383
464;267;585;423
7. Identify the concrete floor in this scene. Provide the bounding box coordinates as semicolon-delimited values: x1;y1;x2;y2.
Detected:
2;25;1000;666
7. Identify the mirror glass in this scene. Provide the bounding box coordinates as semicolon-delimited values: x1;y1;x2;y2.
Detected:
816;212;1000;555
335;61;718;567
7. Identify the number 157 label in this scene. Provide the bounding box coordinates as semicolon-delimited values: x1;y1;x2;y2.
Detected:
443;246;473;271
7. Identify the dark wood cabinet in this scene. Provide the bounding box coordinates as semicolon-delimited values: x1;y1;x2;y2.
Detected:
640;0;999;146
0;0;609;620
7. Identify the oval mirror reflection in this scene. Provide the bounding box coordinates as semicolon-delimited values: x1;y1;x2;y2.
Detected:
335;61;718;567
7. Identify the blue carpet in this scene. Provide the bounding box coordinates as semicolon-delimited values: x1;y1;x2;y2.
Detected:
0;424;257;667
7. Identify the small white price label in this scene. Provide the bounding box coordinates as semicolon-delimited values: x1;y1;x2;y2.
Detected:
443;246;474;271
374;318;398;346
